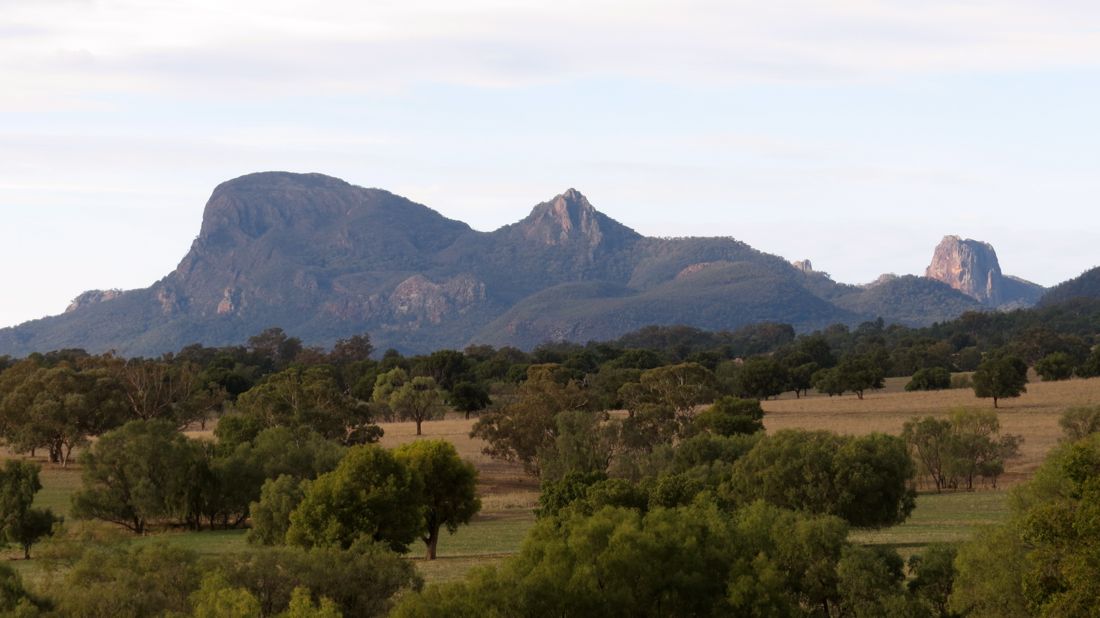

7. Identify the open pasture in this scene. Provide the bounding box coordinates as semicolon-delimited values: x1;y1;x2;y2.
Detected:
4;377;1093;585
763;375;1100;485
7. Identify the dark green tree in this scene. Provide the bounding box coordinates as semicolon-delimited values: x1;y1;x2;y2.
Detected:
694;397;765;436
733;357;789;400
906;367;952;391
723;430;916;528
247;474;306;546
393;440;481;560
907;544;960;618
236;365;380;444
286;445;422;552
1035;351;1075;381
55;543;201;617
447;381;491;420
71;420;206;534
972;355;1028;408
0;460;59;558
835;354;886;400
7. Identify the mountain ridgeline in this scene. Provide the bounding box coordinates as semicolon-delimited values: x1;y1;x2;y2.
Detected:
0;173;1051;356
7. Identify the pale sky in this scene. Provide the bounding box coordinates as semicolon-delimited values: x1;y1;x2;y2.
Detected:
2;1;1099;328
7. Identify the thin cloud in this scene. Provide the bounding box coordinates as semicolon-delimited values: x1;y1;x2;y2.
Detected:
3;1;1100;108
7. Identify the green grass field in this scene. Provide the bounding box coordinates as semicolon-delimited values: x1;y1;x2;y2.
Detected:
852;491;1010;560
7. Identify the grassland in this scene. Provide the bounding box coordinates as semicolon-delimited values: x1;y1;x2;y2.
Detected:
4;375;1096;585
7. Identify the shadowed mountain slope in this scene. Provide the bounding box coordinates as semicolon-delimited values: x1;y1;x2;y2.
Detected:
0;173;1026;355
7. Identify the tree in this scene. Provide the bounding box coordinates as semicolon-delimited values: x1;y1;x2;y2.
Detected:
448;381;491;420
835;545;912;618
812;367;846;397
905;367;951;392
392;500;868;617
0;360;128;465
537;410;616;482
112;358;209;426
733;357;789;400
328;333;374;366
247;475;307;546
834;354;885;400
951;434;1100;616
214;541;420;617
393;440;481;560
902;410;1022;491
1060;405;1100;441
786;362;819;399
189;573;262;618
907;544;960;618
415;350;471;391
972;355;1028;408
248;327;303;369
694;397;764;436
388;377;444;436
0;564;39;614
55;543;201;618
1035;351;1075;381
71;420;206;534
1076;346;1100;378
282;587;342;618
236;366;380;444
637;363;717;419
0;461;59;558
723;430;916;528
901;417;954;491
286;445;422;552
471;365;589;475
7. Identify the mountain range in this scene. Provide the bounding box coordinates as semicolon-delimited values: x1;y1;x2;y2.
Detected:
0;172;1081;356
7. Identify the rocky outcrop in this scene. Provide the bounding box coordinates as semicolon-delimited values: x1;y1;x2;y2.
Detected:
925;236;1004;305
791;260;814;274
66;289;123;313
925;236;1045;308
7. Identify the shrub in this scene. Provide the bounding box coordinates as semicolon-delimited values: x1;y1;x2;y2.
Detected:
905;367;951;391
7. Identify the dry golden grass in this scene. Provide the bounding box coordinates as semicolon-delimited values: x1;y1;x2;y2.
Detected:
376;414;540;513
763;375;1100;485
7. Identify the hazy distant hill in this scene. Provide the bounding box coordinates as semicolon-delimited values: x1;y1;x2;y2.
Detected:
1039;266;1100;307
0;172;1052;356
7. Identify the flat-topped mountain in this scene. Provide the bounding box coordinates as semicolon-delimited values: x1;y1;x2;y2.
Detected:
925;235;1044;308
0;173;1047;356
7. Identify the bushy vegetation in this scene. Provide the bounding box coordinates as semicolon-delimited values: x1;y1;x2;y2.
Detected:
0;304;1098;615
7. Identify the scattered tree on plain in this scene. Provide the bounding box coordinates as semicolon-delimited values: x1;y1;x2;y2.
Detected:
393;440;480;560
972;355;1028;407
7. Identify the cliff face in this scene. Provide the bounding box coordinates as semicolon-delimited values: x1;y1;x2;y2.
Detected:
925;236;1004;305
0;173;1020;356
925;235;1044;308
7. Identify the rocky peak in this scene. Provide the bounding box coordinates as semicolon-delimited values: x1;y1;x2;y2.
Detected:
516;188;641;249
66;289;124;313
925;235;1004;306
791;259;814;273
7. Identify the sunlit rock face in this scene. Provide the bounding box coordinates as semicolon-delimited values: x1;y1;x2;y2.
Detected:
925;236;1044;308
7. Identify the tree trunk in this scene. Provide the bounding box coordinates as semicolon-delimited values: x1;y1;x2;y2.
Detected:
23;544;30;560
424;527;440;560
993;397;999;408
416;419;423;436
